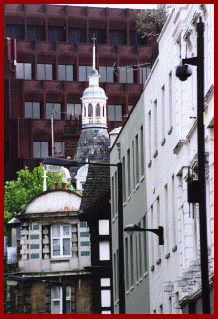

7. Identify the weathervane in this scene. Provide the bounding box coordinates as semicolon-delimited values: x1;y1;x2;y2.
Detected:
91;35;96;69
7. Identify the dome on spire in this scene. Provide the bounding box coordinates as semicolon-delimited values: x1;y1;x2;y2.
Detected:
83;86;107;99
89;68;99;76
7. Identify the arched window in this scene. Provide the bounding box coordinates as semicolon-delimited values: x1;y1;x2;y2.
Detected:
96;104;100;117
88;104;93;117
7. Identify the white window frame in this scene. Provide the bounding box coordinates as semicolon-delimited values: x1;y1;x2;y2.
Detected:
51;225;71;258
51;286;71;314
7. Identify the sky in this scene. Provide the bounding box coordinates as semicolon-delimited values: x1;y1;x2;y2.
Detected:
55;4;157;10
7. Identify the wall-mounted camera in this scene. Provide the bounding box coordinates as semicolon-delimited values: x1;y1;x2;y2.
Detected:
176;64;192;81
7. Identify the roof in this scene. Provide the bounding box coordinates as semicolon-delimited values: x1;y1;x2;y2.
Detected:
79;164;110;217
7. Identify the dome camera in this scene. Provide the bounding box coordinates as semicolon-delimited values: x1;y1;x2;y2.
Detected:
176;64;192;81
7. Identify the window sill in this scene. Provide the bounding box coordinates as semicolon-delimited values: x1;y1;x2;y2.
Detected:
143;271;148;278
130;285;134;291
172;245;177;252
123;202;127;207
168;126;173;135
161;138;166;146
128;195;131;201
112;214;118;223
140;175;145;182
151;265;155;272
148;160;152;168
165;252;170;259
136;183;140;190
156;258;161;265
139;277;143;282
153;150;158;158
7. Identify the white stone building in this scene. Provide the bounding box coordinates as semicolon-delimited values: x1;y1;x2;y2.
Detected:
110;4;214;314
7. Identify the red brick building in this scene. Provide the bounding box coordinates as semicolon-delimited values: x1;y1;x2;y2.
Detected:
4;4;156;181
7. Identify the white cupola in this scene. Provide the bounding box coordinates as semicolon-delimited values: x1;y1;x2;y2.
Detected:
81;37;108;128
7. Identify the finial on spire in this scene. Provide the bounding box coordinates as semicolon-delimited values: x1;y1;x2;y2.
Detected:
91;35;96;70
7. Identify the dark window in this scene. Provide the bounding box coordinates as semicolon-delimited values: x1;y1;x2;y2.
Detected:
108;105;122;121
54;142;65;156
99;66;114;83
16;63;32;79
120;67;134;83
89;29;106;44
67;103;81;119
58;65;73;81
109;30;126;45
79;66;92;81
46;103;61;120
69;28;86;43
140;67;151;84
27;25;45;41
33;142;49;158
130;30;147;46
6;24;24;40
37;64;53;80
48;26;65;42
25;102;40;119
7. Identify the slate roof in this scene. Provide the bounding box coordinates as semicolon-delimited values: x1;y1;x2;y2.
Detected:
79;164;110;218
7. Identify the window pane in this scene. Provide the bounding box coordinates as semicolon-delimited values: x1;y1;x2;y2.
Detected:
66;65;73;81
46;103;53;119
6;24;24;40
75;104;81;119
99;220;109;235
109;30;125;45
48;27;65;42
66;300;71;314
126;67;133;83
69;28;86;43
24;63;32;80
52;225;60;237
63;226;70;236
100;278;110;287
32;102;40;119
16;63;24;79
58;65;65;81
45;64;53;80
99;66;107;83
41;142;48;158
79;66;86;81
51;286;61;299
52;301;61;314
108;105;114;121
67;103;74;119
96;104;100;117
101;290;111;307
53;103;61;120
120;68;126;83
87;66;92;79
107;67;114;82
115;105;122;121
53;239;60;256
63;238;70;255
99;241;110;260
37;64;45;80
27;25;45;41
25;102;32;118
33;142;40;158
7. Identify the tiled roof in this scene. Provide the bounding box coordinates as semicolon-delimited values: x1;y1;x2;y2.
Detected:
79;164;110;216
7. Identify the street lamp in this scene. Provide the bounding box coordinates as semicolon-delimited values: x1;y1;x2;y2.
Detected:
124;224;164;245
43;156;126;314
175;17;210;314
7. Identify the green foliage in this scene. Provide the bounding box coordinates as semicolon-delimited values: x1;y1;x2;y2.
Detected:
4;163;73;234
136;4;169;38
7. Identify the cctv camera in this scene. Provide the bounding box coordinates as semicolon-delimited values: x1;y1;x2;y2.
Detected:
176;64;192;81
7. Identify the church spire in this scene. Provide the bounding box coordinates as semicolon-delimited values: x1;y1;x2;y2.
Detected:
92;35;96;70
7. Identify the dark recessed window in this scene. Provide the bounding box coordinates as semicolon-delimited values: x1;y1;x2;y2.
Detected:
108;105;122;121
58;65;73;81
6;24;24;40
37;64;53;80
48;26;65;42
46;103;61;120
16;63;32;79
89;29;106;44
33;142;49;158
130;30;147;46
25;102;40;119
67;103;82;120
69;28;86;43
109;30;126;45
120;67;134;83
27;25;45;41
99;66;114;83
79;66;92;81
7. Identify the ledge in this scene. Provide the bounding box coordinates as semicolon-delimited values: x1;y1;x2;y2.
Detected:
151;265;155;272
153;150;158;158
156;258;161;265
165;253;170;259
161;138;166;146
148;160;152;168
172;245;177;252
168;126;173;135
